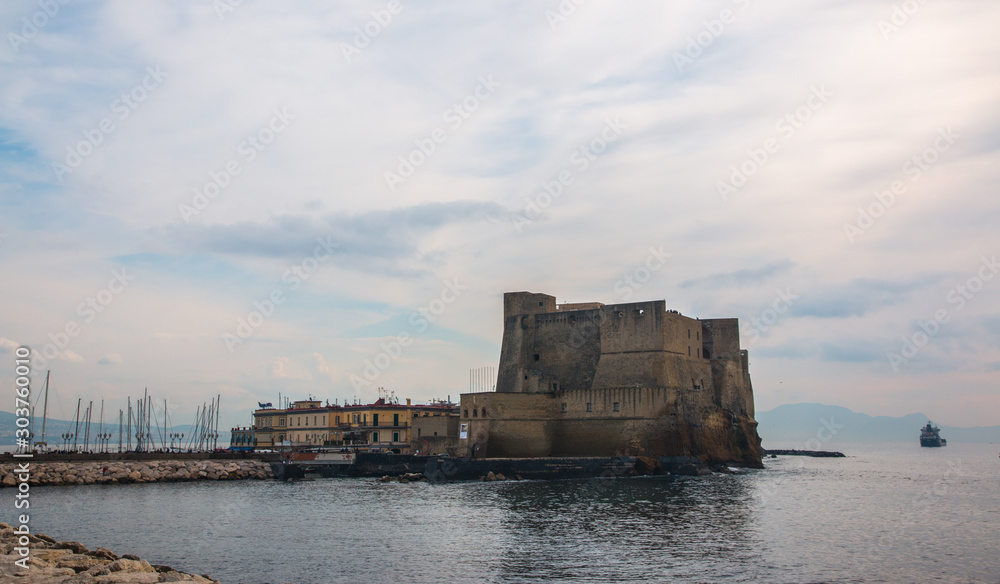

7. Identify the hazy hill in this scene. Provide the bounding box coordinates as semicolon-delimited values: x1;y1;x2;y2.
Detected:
0;410;230;448
756;403;1000;444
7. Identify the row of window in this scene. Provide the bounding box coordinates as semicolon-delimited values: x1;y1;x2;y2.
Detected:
463;408;487;418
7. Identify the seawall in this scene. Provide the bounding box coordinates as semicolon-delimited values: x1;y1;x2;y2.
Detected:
0;459;273;487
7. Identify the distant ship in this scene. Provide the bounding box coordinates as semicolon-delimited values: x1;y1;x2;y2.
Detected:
920;421;947;447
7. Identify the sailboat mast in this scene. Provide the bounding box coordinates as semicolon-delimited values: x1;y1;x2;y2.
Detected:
39;371;49;450
72;398;81;452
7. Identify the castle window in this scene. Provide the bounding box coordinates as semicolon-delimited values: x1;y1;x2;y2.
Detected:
586;402;592;412
697;348;700;358
418;428;422;437
433;432;438;436
688;329;691;338
539;301;544;306
481;408;487;417
393;432;399;443
534;354;540;361
561;403;567;413
552;383;558;391
613;402;620;412
473;409;478;417
464;409;468;417
688;347;691;356
697;331;700;340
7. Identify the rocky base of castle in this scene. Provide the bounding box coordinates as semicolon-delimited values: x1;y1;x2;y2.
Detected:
0;460;272;487
0;523;221;583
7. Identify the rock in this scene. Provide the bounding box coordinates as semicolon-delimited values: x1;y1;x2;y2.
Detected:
635;456;662;475
56;541;90;554
107;557;154;572
1;475;15;487
495;473;506;481
128;471;142;481
485;471;496;481
56;553;108;573
87;547;119;561
515;475;524;481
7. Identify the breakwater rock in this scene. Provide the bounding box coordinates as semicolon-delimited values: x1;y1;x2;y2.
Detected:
0;460;273;487
0;523;221;583
764;449;846;458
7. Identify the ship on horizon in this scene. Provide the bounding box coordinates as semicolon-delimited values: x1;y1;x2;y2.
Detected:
920;421;947;447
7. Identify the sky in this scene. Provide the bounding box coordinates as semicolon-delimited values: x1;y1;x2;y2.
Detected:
1;0;998;430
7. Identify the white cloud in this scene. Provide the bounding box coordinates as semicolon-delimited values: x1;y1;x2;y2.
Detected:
1;1;998;427
98;353;123;365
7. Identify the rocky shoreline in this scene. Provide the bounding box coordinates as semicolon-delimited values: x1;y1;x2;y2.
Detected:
0;460;272;487
0;523;225;583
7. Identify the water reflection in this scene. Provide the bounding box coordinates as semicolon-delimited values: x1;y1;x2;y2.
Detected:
482;474;768;583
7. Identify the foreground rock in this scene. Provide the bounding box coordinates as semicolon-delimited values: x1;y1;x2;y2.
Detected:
0;523;219;583
0;460;273;488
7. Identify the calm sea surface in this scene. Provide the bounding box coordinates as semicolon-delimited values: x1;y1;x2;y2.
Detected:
8;443;999;584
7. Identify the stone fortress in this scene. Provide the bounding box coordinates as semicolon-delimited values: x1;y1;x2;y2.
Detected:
458;292;763;466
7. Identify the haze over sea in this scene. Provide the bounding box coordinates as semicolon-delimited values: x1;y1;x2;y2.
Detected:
11;443;997;584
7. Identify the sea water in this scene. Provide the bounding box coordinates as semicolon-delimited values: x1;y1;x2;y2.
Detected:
9;442;999;583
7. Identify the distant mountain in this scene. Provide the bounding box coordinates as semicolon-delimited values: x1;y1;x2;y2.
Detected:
756;403;1000;444
0;410;230;448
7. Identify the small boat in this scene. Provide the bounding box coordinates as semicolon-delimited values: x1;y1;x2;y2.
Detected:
919;421;947;447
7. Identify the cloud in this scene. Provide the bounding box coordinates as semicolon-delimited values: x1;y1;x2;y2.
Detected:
679;259;795;289
264;357;311;380
0;338;19;353
305;353;336;382
151;201;506;274
61;350;84;363
794;275;942;319
98;353;123;365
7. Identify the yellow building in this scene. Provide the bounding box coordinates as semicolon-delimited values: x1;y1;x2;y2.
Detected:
244;397;458;453
252;406;288;448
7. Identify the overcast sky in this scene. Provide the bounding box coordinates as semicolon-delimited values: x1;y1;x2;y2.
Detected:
2;0;998;430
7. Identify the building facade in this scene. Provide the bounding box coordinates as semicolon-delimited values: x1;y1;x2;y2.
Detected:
237;398;459;454
457;291;763;466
